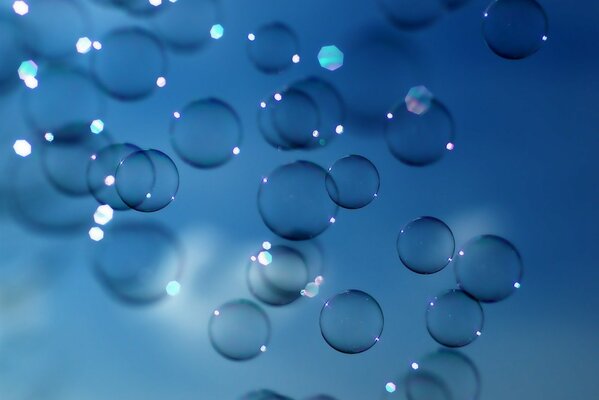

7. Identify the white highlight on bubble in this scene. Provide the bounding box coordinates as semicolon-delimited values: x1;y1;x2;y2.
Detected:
166;280;181;296
262;241;271;250
386;112;394;119
314;275;324;286
292;54;300;63
257;251;272;266
232;146;240;155
248;33;255;41
542;35;548;41
446;142;455;151
88;227;104;241
13;140;31;157
476;330;482;336
94;204;114;225
156;76;166;87
514;282;521;289
213;309;220;316
92;41;102;50
90;119;104;134
44;132;54;142
385;382;396;393
274;93;282;101
173;111;181;119
76;37;92;54
312;130;319;138
260;101;266;109
329;217;336;223
335;124;344;134
411;362;419;370
459;250;464;256
24;76;38;89
260;345;267;352
13;1;28;16
149;0;162;6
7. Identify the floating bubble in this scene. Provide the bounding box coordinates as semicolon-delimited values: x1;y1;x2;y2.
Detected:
426;289;483;348
291;77;346;146
0;16;27;89
209;299;270;361
454;235;523;302
115;149;179;212
385;97;455;166
247;245;309;306
320;289;384;354
405;371;451;400
301;282;319;298
40;123;112;197
151;0;220;50
258;161;338;240
410;350;481;400
248;22;299;74
20;0;88;59
93;220;182;304
397;216;455;274
24;65;103;133
271;88;321;149
318;45;344;71
170;98;242;168
378;0;445;30
92;27;166;100
483;0;548;60
326;155;380;209
87;143;143;210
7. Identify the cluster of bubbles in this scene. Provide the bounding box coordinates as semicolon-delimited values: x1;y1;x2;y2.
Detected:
2;0;547;397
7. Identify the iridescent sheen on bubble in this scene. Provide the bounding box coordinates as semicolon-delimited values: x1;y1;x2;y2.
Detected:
319;289;384;354
405;86;433;115
318;45;344;71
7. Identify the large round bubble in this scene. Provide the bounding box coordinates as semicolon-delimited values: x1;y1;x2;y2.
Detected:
397;216;455;274
483;0;549;60
325;155;380;209
258;161;338;240
93;220;183;304
171;98;242;168
248;22;299;74
320;289;384;354
426;289;483;347
209;300;270;361
454;235;523;302
92;27;166;100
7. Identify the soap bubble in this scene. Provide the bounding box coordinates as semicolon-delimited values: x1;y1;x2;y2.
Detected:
20;0;88;59
247;245;309;306
24;65;103;133
426;289;483;347
378;0;445;30
405;371;451;400
258;161;338;240
209;300;270;361
151;0;220;51
41;123;112;197
271;88;321;149
248;22;299;74
93;220;183;304
483;0;549;60
115;149;179;212
326;155;380;209
397;216;455;274
454;235;523;302
92;27;166;100
320;289;384;354
87;143;142;210
385;97;455;166
171;98;242;168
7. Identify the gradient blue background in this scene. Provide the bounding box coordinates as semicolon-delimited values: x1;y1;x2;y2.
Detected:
0;0;598;399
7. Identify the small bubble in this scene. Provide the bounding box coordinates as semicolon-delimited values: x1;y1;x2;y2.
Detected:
385;382;396;393
335;125;344;134
210;24;224;40
90;119;104;134
88;227;104;241
156;76;166;87
262;241;271;250
232;146;240;155
248;33;255;41
76;37;92;54
292;54;300;63
274;93;282;101
13;140;31;157
411;362;419;370
93;204;114;225
166;280;181;296
44;132;54;142
386;112;394;119
173;111;181;118
92;41;102;50
446;142;455;151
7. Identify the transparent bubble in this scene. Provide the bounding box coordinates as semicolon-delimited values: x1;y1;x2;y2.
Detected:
247;245;309;306
378;0;445;30
326;155;380;209
115;149;179;212
454;235;523;302
0;16;27;90
385;98;455;166
291;77;346;147
170;98;241;168
397;217;455;274
483;0;548;60
87;143;142;210
248;22;299;74
93;220;182;304
20;0;88;59
151;0;220;51
258;161;338;240
240;390;293;400
410;350;481;400
320;289;384;354
9;151;97;234
92;27;166;100
209;299;270;361
405;371;451;400
271;88;321;149
41;123;112;197
24;65;103;133
426;289;483;348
